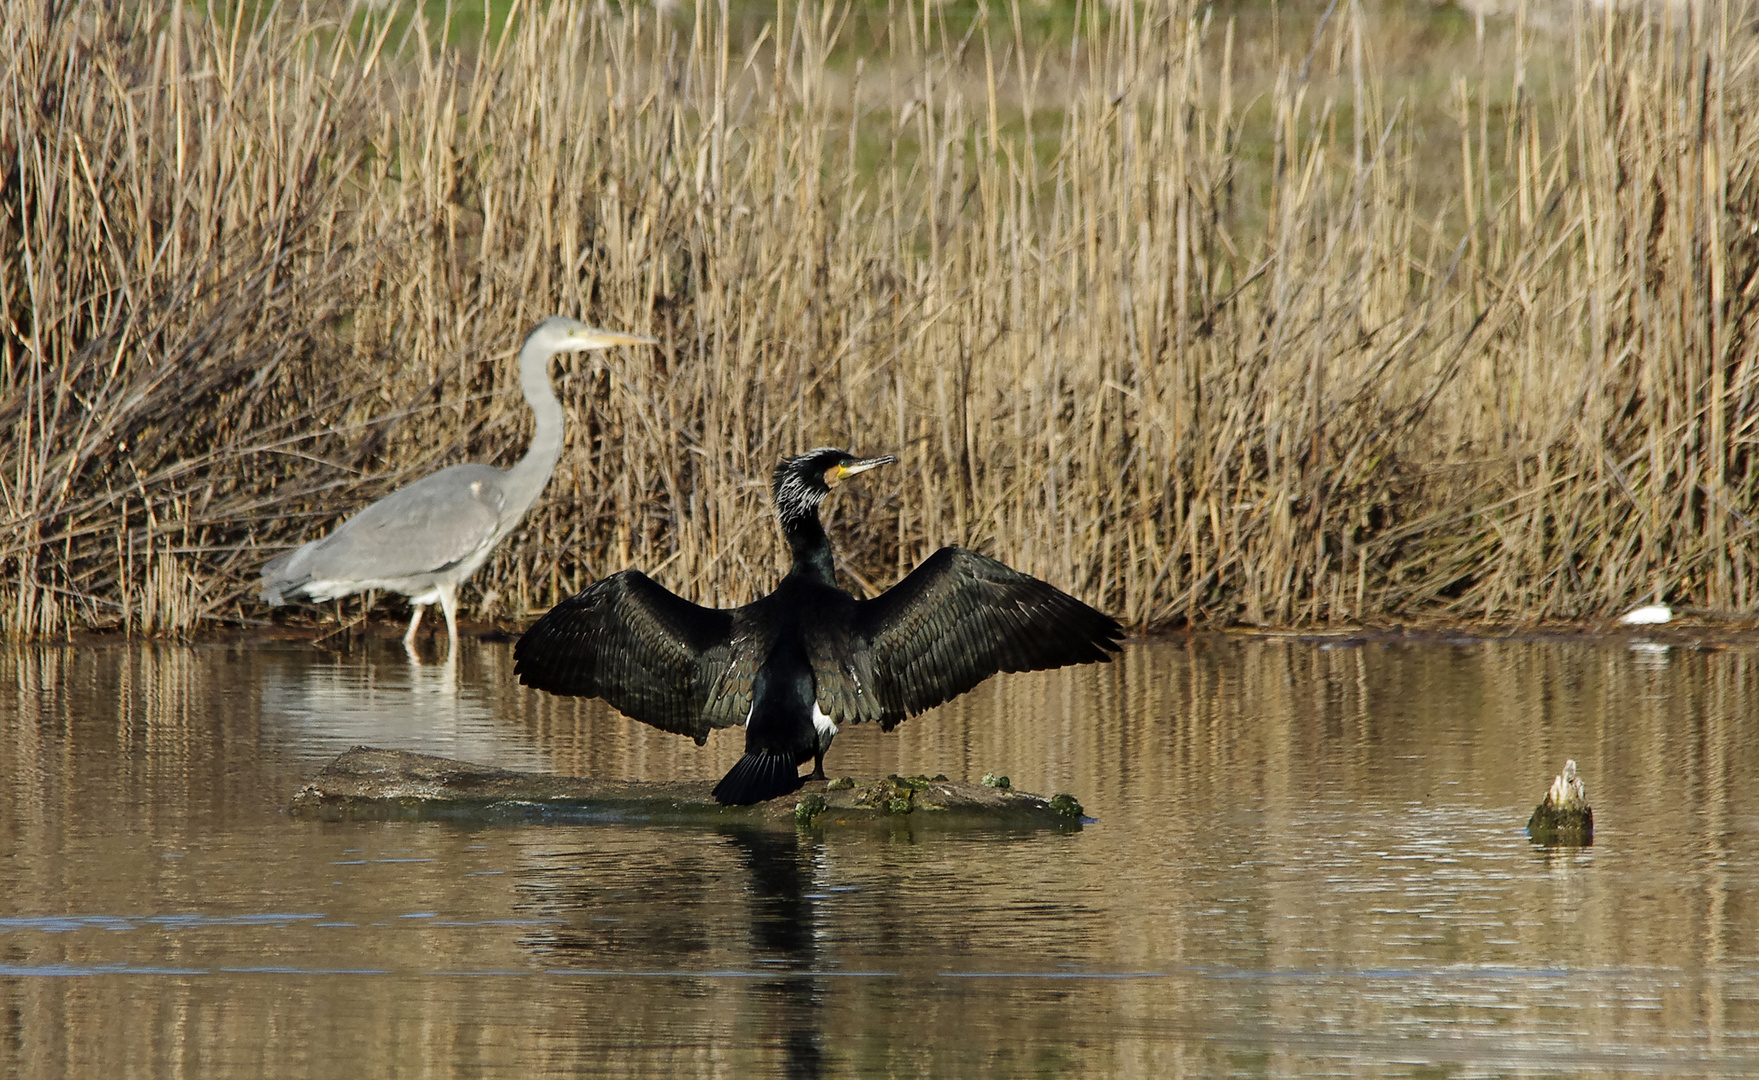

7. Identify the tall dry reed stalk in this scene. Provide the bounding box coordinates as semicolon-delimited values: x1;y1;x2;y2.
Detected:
2;0;1756;636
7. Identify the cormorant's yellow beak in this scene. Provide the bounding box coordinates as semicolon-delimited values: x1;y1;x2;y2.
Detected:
826;455;896;487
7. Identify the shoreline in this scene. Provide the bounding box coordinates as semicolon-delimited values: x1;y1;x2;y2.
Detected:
19;617;1759;649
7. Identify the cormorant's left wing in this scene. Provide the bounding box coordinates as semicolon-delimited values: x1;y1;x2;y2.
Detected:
852;547;1123;729
514;570;757;743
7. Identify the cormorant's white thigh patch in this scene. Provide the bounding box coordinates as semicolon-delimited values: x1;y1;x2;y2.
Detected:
812;702;838;738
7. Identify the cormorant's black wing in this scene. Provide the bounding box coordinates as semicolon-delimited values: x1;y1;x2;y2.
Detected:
852;547;1123;729
514;570;759;743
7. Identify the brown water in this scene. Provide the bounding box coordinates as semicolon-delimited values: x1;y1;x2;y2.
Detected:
2;635;1758;1077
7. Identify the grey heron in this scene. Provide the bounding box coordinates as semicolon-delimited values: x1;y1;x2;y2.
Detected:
260;316;657;656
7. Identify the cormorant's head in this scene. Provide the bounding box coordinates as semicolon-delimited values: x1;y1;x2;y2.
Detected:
772;448;896;523
523;316;658;356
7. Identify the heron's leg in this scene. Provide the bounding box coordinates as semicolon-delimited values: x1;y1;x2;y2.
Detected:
807;748;828;782
436;583;460;660
402;604;426;656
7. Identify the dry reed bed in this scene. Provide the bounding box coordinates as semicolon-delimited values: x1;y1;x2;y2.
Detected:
1;0;1756;636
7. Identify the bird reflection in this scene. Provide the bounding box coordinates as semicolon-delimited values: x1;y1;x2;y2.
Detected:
729;827;827;1079
255;642;550;768
523;827;828;1078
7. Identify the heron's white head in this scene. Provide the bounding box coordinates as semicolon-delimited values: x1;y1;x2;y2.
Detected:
525;315;658;356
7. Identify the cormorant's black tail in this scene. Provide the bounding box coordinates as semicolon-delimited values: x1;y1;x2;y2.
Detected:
712;751;804;806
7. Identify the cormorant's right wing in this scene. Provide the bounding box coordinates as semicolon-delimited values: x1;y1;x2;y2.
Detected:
514;570;759;743
853;547;1123;729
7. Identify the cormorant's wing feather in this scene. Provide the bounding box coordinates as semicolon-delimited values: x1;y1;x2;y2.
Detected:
806;619;884;727
514;570;749;742
854;547;1123;728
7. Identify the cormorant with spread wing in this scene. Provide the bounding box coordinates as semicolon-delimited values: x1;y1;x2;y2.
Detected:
513;448;1123;805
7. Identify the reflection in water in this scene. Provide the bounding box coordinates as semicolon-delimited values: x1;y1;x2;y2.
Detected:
524;829;829;1077
255;645;550;770
509;827;831;1076
1628;640;1672;670
0;636;1758;1076
732;830;828;1080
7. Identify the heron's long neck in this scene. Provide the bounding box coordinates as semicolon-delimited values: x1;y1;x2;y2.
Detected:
500;342;566;518
780;504;837;586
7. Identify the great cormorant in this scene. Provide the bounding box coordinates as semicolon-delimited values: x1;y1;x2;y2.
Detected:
513;448;1123;805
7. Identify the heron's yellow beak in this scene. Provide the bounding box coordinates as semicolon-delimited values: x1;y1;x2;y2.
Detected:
578;328;660;349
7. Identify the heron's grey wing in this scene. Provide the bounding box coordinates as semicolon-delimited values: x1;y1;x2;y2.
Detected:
514;571;758;743
291;465;506;585
852;547;1123;729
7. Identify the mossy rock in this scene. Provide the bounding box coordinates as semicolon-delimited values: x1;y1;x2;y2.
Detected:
1527;803;1594;846
291;747;1085;832
794;792;830;825
1527;760;1594;846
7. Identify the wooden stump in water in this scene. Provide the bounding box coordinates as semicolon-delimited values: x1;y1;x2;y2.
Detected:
290;746;1086;831
1527;759;1593;846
